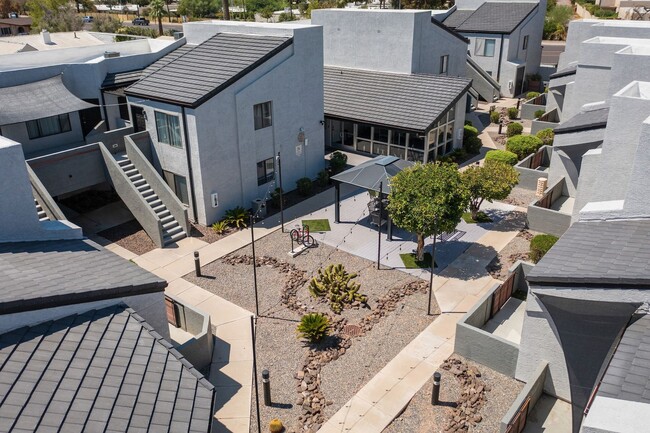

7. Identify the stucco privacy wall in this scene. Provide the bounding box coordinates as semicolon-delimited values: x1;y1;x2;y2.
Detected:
311;9;468;77
0;292;170;340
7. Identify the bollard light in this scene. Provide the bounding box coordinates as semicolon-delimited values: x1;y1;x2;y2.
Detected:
431;371;441;405
194;251;201;277
262;369;271;406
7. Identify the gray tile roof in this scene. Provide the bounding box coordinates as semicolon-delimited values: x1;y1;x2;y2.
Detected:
0;239;166;315
527;219;650;285
324;67;471;132
126;33;292;107
0;304;214;432
550;64;577;79
444;2;538;34
597;314;650;403
554;107;609;135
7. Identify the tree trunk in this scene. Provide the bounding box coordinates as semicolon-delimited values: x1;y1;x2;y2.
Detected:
158;17;163;36
222;0;230;20
470;205;479;221
416;233;425;262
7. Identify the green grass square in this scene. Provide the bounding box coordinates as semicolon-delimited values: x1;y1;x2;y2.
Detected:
462;211;493;224
301;219;331;232
400;253;437;269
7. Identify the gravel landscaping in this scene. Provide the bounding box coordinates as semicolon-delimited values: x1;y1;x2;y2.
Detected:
97;220;156;255
502;186;537;208
184;229;440;433
383;354;524;433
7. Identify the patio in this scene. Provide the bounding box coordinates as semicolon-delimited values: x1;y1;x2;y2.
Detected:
294;187;519;279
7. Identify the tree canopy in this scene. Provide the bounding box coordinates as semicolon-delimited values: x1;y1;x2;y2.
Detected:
177;0;220;18
461;161;519;219
149;0;166;35
388;162;469;260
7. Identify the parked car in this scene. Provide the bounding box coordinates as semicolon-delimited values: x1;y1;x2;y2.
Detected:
82;16;93;23
132;17;150;26
8;12;18;18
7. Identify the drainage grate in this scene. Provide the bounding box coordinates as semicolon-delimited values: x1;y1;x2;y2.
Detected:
342;324;364;337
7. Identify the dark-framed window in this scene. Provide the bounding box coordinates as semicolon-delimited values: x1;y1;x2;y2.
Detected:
254;101;272;130
257;157;274;185
440;55;449;74
475;38;496;57
0;27;11;36
117;96;129;121
409;133;425;151
154;111;182;148
522;35;529;50
26;114;71;139
374;127;389;143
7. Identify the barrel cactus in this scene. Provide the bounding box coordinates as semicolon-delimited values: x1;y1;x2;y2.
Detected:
308;264;367;314
269;419;284;433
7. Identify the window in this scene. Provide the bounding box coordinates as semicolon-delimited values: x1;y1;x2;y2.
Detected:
0;27;11;36
117;96;129;121
26;114;71;139
163;170;189;205
439;55;449;74
254;101;272;130
257;158;274;185
522;35;529;50
374;127;389;143
475;38;496;57
155;111;182;148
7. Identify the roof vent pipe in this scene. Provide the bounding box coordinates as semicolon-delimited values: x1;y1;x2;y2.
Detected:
41;30;51;44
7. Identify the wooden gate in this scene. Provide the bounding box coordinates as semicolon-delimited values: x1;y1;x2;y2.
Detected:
491;272;516;318
531;148;545;169
505;397;531;433
165;296;179;328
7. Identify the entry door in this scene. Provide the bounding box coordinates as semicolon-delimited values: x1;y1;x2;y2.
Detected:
515;67;525;96
131;106;146;133
79;98;102;137
342;121;354;147
330;120;343;147
163;170;189;205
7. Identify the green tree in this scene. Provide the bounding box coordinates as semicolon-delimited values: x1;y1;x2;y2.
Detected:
30;5;83;32
132;0;150;16
388;162;469;261
461;161;519;220
178;0;219;18
260;6;273;20
149;0;166;36
92;13;122;32
544;5;572;40
395;0;447;9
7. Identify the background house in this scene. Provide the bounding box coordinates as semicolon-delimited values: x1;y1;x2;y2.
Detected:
434;0;546;98
0;17;31;37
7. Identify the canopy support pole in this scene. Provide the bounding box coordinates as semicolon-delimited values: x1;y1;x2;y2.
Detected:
334;181;340;223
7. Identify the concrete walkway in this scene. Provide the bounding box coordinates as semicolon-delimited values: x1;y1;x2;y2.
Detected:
317;218;519;433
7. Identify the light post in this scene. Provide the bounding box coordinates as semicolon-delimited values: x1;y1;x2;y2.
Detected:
276;152;284;233
250;214;259;317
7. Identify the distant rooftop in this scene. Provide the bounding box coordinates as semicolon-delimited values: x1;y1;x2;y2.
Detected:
443;2;538;34
527;219;650;285
126;33;292;107
554;107;609;135
0;31;104;55
324;66;471;132
0;304;214;432
0;239;166;315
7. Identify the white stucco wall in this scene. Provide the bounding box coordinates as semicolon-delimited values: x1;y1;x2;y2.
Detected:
0;291;170;340
0;112;85;157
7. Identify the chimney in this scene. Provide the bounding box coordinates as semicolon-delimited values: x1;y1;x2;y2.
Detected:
41;29;52;44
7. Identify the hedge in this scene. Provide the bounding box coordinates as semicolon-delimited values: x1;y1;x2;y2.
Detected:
485;150;519;166
526;91;540;100
506;122;523;137
530;234;559;263
534;109;546;119
507;107;519;120
536;128;555;146
490;110;501;124
463;125;482;154
506;135;544;160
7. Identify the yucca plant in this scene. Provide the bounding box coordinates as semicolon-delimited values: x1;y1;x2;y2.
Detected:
212;220;228;234
296;313;330;344
224;206;248;229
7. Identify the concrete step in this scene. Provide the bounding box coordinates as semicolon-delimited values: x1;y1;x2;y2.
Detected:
117;157;131;166
133;178;147;188
141;189;155;198
163;225;183;237
121;163;135;172
162;220;179;230
156;209;171;219
164;230;186;245
148;198;162;208
124;168;139;177
160;215;175;224
137;183;151;192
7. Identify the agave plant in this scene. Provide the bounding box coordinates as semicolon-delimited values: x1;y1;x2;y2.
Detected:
224;206;248;229
212;220;228;234
296;313;330;344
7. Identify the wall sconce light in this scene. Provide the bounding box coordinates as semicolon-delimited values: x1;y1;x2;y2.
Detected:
319;120;325;126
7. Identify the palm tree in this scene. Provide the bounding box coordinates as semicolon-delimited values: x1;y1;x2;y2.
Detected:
149;0;166;36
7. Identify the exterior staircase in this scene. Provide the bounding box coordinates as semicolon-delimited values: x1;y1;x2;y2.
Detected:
34;198;49;221
116;156;186;245
467;55;501;102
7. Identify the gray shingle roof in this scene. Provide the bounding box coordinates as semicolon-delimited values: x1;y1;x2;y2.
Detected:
554;107;609;135
324;67;471;132
527;220;650;285
0;304;214;432
126;33;292;107
331;155;414;193
444;2;538;34
0;239;166;315
597;314;650;403
550;64;577;79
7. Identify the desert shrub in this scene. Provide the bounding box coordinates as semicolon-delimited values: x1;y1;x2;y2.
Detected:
464;120;473;126
506;122;523;137
308;264;367;314
296;177;313;196
211;220;228;234
296;313;330;343
534;109;546;119
530;234;559;263
224;206;248;229
329;151;348;174
506;135;544;160
536;128;555;146
449;148;468;163
462;125;481;154
269;188;285;209
316;169;329;187
490;110;501;124
526;91;541;100
485;150;519;166
507;107;519;120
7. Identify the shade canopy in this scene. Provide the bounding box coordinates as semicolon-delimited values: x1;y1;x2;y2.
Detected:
0;75;96;126
331;155;414;194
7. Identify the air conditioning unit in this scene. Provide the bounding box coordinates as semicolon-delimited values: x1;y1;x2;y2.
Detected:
104;51;120;58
